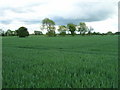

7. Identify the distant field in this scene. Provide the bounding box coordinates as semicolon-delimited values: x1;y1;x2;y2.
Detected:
2;35;118;88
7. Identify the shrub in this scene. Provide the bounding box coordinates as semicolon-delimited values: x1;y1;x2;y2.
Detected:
59;32;66;36
46;30;56;37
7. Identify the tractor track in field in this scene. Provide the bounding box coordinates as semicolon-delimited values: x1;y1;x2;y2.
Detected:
10;46;118;56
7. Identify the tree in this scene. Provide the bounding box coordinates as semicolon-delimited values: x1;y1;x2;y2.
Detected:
114;32;120;35
34;31;43;35
15;30;19;36
78;22;88;35
67;23;76;36
0;29;5;36
17;26;29;37
92;32;101;35
5;29;17;36
58;25;67;36
5;29;12;36
106;31;113;35
11;31;17;36
42;18;56;36
0;29;2;36
87;26;94;35
101;33;107;36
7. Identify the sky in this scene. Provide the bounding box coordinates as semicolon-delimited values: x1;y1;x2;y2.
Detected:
0;0;119;34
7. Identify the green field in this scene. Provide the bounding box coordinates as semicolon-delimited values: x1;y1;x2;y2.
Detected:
2;35;118;88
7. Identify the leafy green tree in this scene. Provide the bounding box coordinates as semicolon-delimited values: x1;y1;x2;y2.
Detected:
87;26;94;35
67;23;76;36
58;25;67;36
5;29;12;36
0;29;5;36
15;30;19;36
78;22;88;35
5;29;17;36
17;26;29;37
42;18;56;36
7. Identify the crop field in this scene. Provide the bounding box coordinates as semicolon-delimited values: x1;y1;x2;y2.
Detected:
2;35;118;88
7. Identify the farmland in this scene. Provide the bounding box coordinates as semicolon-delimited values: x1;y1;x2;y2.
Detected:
2;35;118;88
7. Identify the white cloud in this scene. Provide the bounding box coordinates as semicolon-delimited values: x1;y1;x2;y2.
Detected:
86;15;118;33
0;0;119;33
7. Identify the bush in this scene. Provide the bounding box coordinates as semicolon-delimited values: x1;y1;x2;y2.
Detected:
114;32;120;35
46;30;56;37
106;31;113;35
59;32;66;36
34;31;43;35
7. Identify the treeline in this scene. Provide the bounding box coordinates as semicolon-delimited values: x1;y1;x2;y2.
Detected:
0;18;120;37
0;27;29;37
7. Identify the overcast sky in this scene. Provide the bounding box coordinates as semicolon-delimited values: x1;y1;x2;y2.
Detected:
0;0;119;33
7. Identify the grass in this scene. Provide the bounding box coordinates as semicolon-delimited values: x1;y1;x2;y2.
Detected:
2;35;118;88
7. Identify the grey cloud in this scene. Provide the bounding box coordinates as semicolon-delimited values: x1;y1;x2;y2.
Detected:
0;20;12;24
0;1;116;25
0;2;45;15
52;10;114;25
51;2;115;25
0;7;34;14
21;19;41;24
21;3;115;25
